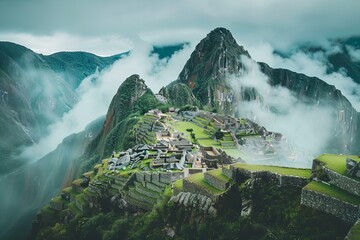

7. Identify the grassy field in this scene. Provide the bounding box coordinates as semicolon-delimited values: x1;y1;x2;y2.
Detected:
187;172;225;194
173;179;183;191
207;169;230;183
316;154;360;176
304;181;360;205
233;163;311;178
171;121;211;139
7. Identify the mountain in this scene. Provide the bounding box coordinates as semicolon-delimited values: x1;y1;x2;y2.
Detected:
82;74;165;169
0;116;103;240
161;28;251;113
0;42;121;176
161;27;360;154
298;36;360;84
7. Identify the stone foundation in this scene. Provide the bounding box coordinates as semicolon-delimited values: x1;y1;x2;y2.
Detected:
301;188;360;224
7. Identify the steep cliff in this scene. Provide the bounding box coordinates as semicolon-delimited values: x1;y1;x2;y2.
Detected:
161;27;360;154
85;74;164;162
0;42;121;175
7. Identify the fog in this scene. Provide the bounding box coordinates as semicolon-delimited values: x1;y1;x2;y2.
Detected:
245;42;360;111
20;41;194;160
228;56;335;167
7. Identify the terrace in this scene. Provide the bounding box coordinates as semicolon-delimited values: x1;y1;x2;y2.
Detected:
304;181;360;205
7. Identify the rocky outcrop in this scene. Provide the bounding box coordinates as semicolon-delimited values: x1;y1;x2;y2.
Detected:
170;192;217;216
159;83;198;107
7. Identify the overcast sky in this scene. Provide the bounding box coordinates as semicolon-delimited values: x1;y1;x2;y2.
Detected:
0;0;359;56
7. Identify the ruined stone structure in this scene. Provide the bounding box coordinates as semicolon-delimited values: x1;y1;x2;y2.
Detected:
301;188;360;223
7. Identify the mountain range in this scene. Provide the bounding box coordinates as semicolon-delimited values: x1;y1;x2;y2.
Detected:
1;28;360;239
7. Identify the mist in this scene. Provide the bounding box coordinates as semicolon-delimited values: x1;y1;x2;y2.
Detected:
229;56;335;167
20;41;193;161
245;42;360;111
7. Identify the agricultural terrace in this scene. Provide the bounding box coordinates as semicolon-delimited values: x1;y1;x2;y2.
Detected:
187;172;226;195
170;121;243;159
233;163;311;178
316;154;360;177
304;181;360;205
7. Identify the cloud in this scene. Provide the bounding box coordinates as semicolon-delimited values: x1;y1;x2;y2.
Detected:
228;56;335;167
0;0;359;55
20;40;193;160
245;42;360;111
346;45;360;62
0;32;132;56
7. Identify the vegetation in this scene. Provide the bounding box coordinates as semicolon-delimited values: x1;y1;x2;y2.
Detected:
206;169;230;183
233;163;312;178
187;172;225;195
33;177;352;240
304;181;360;204
316;154;360;176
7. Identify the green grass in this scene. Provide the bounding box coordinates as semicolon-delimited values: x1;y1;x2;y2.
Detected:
173;179;183;190
76;193;87;206
233;163;311;178
197;138;218;147
51;196;64;204
347;220;360;240
316;154;360;176
207;169;230;183
172;121;211;139
72;179;83;186
68;202;82;216
41;204;57;215
219;148;244;159
187;172;225;195
304;181;360;205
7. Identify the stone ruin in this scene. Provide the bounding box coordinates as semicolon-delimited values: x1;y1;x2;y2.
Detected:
346;158;360;178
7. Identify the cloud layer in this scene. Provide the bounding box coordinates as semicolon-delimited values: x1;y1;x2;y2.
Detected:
229;56;335;167
20;41;193;160
0;0;359;55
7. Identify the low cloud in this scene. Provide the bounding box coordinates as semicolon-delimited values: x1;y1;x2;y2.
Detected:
245;42;360;111
20;41;193;160
346;45;360;62
229;56;335;167
0;32;133;56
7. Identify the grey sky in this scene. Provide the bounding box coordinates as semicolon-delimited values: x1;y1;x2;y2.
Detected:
0;0;359;55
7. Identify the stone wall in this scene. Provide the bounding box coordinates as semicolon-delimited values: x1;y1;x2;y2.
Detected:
301;188;360;224
136;171;184;184
50;200;64;211
345;219;360;240
233;167;308;187
204;172;229;191
182;179;220;202
323;167;360;197
222;167;233;179
158;172;170;183
170;192;217;216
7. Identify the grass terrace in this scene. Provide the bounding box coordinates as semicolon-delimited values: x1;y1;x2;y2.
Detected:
173;179;183;191
41;205;57;215
304;181;360;205
171;121;211;139
207;169;230;183
346;220;360;240
62;186;78;196
187;172;225;195
68;202;82;216
233;163;312;178
316;154;360;177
